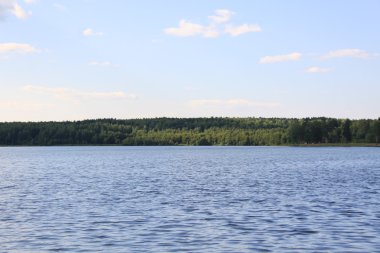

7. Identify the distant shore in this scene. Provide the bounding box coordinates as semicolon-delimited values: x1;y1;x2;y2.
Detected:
1;143;379;147
1;118;379;146
290;143;380;147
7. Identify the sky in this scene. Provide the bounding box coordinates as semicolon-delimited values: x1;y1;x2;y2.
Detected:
1;0;380;121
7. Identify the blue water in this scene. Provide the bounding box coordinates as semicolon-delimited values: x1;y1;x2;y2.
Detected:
0;147;379;252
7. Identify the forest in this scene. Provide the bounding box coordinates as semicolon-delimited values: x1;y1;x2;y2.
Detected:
0;117;379;146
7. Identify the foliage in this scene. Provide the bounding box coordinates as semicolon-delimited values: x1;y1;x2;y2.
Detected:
0;117;379;146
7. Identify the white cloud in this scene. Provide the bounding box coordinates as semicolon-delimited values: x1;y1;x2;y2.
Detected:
83;28;103;36
0;0;31;19
322;49;369;60
208;9;234;23
164;20;203;37
259;52;302;64
24;0;37;4
190;99;279;108
225;24;261;36
11;2;30;18
23;85;137;102
0;43;39;54
305;67;331;73
165;9;261;38
164;20;219;38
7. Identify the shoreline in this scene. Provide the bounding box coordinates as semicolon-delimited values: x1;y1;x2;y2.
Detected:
1;143;379;147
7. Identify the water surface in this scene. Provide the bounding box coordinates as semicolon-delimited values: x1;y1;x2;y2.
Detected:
0;147;379;252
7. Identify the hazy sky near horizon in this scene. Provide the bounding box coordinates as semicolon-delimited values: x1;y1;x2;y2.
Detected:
1;0;380;121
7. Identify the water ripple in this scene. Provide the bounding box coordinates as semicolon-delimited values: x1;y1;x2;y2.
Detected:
0;146;379;252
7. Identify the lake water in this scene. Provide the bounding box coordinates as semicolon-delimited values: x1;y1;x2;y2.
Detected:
0;147;379;252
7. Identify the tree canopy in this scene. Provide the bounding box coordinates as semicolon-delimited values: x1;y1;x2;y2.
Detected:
0;117;379;146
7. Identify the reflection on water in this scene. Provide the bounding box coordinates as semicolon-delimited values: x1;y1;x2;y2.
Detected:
0;147;379;252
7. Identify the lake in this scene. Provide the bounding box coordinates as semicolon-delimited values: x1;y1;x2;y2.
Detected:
0;147;379;252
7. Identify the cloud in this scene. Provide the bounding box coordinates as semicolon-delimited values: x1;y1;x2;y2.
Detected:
0;0;15;19
164;20;219;38
190;99;280;108
83;28;104;36
11;2;29;18
22;85;137;102
305;67;331;73
225;24;261;36
259;52;302;64
208;9;234;23
165;9;260;38
0;0;31;19
322;49;369;60
0;43;39;54
24;0;37;4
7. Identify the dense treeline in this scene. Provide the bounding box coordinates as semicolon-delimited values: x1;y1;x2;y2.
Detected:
0;117;379;146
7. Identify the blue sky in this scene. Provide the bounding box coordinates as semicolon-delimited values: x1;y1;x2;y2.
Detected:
1;0;379;121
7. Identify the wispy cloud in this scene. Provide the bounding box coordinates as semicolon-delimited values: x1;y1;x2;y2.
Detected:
0;43;39;54
11;2;30;18
190;99;280;108
22;85;137;102
259;52;301;64
24;0;37;4
322;49;369;60
305;66;331;73
208;9;234;23
225;24;261;36
0;0;31;19
164;20;218;38
83;28;104;37
165;9;261;38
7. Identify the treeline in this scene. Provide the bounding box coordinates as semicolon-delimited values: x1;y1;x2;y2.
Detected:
0;117;379;146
